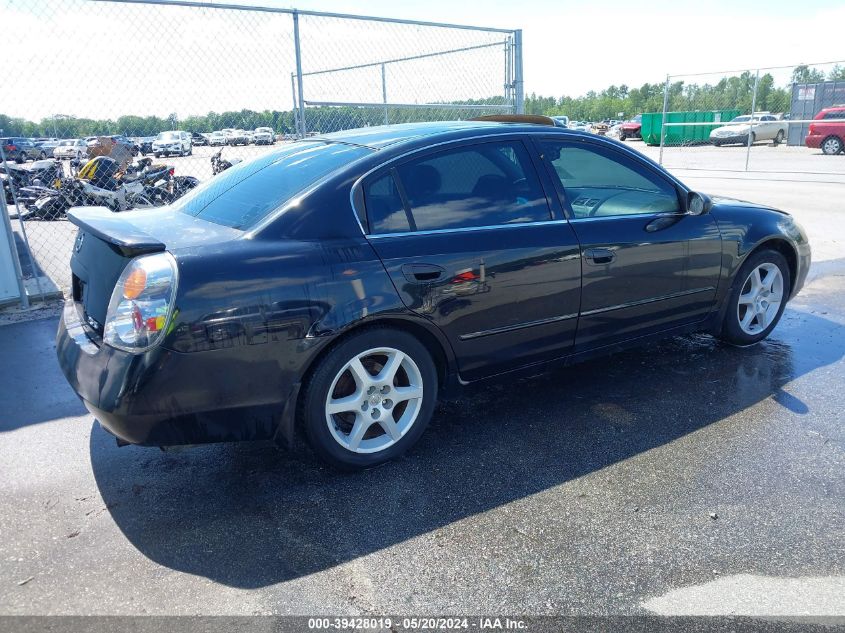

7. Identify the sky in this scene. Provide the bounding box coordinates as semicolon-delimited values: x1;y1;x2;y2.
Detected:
3;0;845;122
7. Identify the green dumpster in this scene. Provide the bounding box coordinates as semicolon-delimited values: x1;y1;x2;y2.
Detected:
641;109;741;146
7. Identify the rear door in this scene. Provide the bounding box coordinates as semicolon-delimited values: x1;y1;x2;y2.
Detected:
361;137;582;380
535;137;722;349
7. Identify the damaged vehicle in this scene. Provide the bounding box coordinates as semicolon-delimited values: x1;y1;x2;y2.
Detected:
57;119;810;469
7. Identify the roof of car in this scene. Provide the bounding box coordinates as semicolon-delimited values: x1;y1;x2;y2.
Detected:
314;120;573;150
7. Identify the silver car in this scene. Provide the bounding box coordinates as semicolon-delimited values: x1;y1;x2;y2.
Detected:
710;114;788;146
53;138;87;160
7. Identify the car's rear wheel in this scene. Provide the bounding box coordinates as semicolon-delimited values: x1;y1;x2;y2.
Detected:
301;328;437;470
774;130;784;145
719;249;790;346
821;136;843;155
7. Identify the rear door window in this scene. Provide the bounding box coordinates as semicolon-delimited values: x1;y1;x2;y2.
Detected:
367;140;550;234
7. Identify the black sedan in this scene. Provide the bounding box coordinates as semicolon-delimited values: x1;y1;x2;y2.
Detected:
56;119;811;469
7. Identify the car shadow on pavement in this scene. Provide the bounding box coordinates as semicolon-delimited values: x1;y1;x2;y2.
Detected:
89;305;844;589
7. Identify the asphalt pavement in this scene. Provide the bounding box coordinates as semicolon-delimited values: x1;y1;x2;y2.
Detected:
0;175;844;617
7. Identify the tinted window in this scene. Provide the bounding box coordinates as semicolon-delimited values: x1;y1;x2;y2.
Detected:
378;141;549;232
539;140;680;218
365;172;410;234
172;142;371;229
825;111;845;120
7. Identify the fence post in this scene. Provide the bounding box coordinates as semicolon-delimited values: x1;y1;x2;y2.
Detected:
292;10;307;138
658;74;670;166
381;63;389;125
0;176;28;309
290;72;299;136
745;69;760;172
513;29;524;114
0;146;41;305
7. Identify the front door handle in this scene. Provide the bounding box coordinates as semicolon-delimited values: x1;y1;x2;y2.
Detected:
401;263;446;283
584;248;615;265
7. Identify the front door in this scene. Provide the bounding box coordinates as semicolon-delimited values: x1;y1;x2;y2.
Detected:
535;137;722;349
362;138;582;380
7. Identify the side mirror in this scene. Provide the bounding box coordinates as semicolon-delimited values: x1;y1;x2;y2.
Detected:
687;191;711;216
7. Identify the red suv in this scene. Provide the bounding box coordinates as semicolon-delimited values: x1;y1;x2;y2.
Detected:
805;105;845;155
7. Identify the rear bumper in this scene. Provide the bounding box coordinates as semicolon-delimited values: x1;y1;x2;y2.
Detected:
56;303;296;446
804;133;827;149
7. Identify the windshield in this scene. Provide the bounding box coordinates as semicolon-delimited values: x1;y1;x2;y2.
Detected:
172;141;372;230
256;128;271;133
730;116;758;123
157;132;180;140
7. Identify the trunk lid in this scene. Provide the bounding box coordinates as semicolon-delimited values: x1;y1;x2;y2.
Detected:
67;206;241;335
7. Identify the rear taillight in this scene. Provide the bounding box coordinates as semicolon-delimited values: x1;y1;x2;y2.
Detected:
5;144;16;152
168;168;174;176
103;252;178;352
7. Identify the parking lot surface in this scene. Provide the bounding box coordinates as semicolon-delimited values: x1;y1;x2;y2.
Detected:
1;162;844;616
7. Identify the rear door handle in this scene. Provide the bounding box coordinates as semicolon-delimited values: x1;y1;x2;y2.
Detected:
401;263;446;283
584;248;615;265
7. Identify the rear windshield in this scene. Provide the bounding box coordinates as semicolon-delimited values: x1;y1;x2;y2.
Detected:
172;141;372;230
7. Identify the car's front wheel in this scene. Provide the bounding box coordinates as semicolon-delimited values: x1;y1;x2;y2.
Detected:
301;328;438;469
719;249;790;346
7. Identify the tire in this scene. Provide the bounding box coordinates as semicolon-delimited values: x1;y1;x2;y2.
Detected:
719;249;790;346
713;140;722;147
821;136;844;156
154;153;161;158
38;151;46;159
301;328;438;470
774;130;784;145
15;153;24;164
749;132;756;145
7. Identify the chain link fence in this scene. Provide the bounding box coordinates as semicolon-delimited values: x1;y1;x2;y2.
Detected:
651;61;845;176
1;0;522;305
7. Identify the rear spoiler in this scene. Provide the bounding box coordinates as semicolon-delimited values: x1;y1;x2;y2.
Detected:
67;207;166;258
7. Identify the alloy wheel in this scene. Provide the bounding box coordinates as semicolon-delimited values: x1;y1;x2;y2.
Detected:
822;137;843;155
325;347;424;454
737;263;784;335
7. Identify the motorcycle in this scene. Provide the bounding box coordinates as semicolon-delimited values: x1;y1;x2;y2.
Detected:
3;158;64;206
23;178;90;221
211;147;242;175
25;157;150;219
25;156;199;220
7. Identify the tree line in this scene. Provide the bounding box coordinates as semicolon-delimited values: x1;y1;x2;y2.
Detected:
2;65;843;138
526;65;845;122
